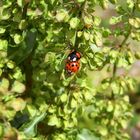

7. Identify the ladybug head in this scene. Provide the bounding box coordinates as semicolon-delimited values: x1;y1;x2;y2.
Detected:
68;50;81;62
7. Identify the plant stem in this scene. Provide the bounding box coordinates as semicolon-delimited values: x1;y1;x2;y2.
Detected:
120;0;137;47
120;27;132;47
22;3;29;19
113;0;137;74
112;61;117;77
111;0;137;97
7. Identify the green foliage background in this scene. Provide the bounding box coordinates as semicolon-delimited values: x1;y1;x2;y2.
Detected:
0;0;140;139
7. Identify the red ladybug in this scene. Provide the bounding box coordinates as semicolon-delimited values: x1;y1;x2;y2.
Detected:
65;61;80;74
67;50;81;62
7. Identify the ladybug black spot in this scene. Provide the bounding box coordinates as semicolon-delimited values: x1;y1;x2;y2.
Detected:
72;64;74;67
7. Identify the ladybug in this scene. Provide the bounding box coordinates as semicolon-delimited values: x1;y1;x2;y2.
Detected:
67;50;81;62
65;61;80;74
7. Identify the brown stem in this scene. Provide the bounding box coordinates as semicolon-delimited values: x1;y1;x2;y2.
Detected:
22;3;29;19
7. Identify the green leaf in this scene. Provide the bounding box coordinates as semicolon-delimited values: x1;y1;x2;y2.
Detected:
48;115;61;127
131;31;140;41
84;16;93;26
0;69;2;76
17;0;24;7
4;110;16;120
70;98;77;108
126;78;135;90
56;9;68;22
19;113;46;137
123;96;129;102
35;97;48;112
107;101;114;112
99;0;109;9
129;18;140;28
7;98;26;111
26;105;37;118
109;0;118;4
93;16;101;26
77;129;100;140
2;127;17;140
99;127;108;136
83;91;93;101
114;104;121;117
70;17;80;29
63;119;75;128
87;59;97;70
80;57;87;64
67;30;76;46
0;39;8;51
14;34;23;44
102;28;111;37
0;27;6;34
109;50;119;58
52;133;66;140
127;0;134;9
19;19;27;30
83;31;90;40
117;56;129;68
9;30;37;65
109;16;122;25
11;81;25;93
111;81;120;94
77;0;85;3
13;68;23;80
0;78;9;89
77;31;83;37
48;106;56;113
60;93;68;103
90;44;101;53
120;119;127;129
126;51;135;64
135;52;140;59
0;124;4;138
7;60;15;69
94;32;102;46
1;8;11;20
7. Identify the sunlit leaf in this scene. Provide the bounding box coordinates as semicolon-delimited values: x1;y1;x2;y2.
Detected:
48;115;61;127
129;18;140;28
11;81;25;93
14;34;23;44
70;17;80;29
